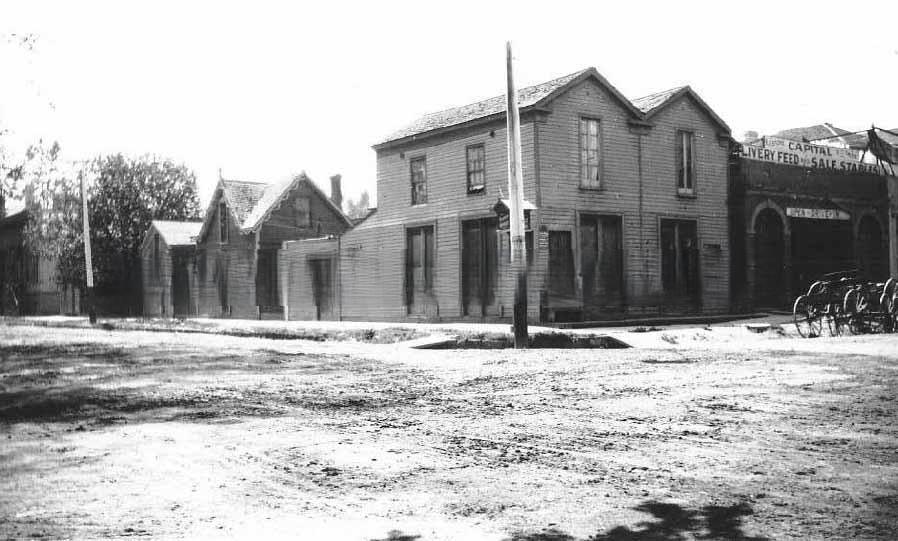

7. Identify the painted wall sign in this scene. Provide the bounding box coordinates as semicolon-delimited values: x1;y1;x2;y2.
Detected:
786;207;851;221
740;137;884;175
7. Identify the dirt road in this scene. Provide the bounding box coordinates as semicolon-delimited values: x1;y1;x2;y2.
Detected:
1;324;897;540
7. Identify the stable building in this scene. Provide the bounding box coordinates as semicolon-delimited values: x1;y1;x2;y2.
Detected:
140;220;202;317
730;128;897;311
316;67;733;322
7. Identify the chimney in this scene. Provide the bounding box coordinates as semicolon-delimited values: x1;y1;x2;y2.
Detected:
330;174;343;210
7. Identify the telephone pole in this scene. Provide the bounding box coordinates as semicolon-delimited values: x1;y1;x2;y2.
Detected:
505;42;528;348
80;167;96;324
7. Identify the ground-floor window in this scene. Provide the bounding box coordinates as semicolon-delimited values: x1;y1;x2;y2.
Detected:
548;230;575;299
661;219;699;298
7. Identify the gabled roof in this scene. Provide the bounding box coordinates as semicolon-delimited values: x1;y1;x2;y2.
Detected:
242;173;353;232
631;85;731;134
631;86;688;115
198;174;353;241
375;67;645;148
151;220;202;247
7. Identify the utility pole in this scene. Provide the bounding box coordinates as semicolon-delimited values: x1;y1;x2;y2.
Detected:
505;41;528;348
80;167;96;324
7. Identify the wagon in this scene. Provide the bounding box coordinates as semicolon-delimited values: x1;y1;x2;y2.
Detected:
793;271;898;338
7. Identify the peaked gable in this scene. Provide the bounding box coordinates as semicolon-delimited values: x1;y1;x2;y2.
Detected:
197;178;266;243
632;85;731;134
242;173;353;232
374;67;645;149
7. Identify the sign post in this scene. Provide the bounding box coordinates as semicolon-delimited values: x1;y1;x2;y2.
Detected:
505;42;528;349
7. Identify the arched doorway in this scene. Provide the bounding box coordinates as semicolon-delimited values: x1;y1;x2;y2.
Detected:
857;215;886;281
754;208;785;307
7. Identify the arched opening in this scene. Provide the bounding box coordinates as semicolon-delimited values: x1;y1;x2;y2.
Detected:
754;208;785;307
857;215;886;281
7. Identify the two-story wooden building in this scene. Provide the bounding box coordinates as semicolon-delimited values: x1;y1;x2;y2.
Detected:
325;67;732;322
193;173;351;319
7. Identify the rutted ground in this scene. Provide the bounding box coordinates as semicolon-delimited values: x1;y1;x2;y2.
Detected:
1;325;897;540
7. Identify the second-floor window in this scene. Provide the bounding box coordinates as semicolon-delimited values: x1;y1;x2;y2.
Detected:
466;144;485;193
580;117;602;188
410;156;427;205
676;130;695;194
219;202;229;243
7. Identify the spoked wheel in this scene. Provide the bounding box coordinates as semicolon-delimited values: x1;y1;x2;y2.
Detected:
842;289;869;335
793;295;822;338
880;279;897;332
825;302;842;337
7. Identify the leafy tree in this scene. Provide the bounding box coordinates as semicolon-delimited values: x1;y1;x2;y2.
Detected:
344;190;370;220
87;154;201;311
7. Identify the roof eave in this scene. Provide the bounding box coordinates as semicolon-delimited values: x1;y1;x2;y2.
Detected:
372;105;552;152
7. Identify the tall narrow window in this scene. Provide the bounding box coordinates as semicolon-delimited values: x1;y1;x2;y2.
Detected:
219;202;229;243
579;118;602;188
410;157;427;205
676;130;695;194
294;197;311;227
466;144;486;193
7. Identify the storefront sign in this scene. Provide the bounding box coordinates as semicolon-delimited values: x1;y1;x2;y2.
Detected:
740;137;884;175
786;207;850;221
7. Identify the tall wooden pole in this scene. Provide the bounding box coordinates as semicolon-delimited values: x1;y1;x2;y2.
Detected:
506;41;528;348
80;168;96;324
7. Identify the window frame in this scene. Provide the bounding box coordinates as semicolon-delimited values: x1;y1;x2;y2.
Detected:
409;156;428;205
153;233;161;282
465;143;486;194
579;116;603;190
219;201;229;244
676;129;696;196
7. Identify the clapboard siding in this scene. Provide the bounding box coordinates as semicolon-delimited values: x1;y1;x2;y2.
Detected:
281;237;340;320
337;74;732;321
640;95;730;312
141;231;173;317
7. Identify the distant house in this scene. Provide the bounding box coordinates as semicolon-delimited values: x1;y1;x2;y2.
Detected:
285;67;732;323
194;173;351;319
140;220;202;317
0;207;71;315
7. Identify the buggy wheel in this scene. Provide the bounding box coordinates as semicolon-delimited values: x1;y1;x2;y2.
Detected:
807;281;826;296
843;289;868;335
793;295;822;338
825;303;842;337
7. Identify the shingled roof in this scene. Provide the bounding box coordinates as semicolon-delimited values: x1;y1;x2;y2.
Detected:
631;86;688;115
376;69;590;146
773;123;898;151
152;220;202;247
376;68;730;148
221;179;268;225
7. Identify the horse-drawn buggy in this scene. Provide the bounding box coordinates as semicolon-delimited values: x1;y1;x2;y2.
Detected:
792;270;898;338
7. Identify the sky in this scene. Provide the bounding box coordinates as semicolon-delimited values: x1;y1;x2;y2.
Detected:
2;0;897;210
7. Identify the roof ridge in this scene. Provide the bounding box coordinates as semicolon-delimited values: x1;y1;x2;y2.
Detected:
632;85;688;101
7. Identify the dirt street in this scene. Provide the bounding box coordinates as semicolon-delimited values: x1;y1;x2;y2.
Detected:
1;324;897;540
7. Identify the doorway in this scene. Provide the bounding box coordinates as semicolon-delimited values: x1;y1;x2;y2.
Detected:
461;217;499;317
580;214;624;316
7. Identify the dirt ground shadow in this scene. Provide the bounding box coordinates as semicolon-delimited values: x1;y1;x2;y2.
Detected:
508;500;768;541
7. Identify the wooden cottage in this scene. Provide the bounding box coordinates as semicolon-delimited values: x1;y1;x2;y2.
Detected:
141;220;202;317
323;67;733;322
194;173;351;319
0;208;67;315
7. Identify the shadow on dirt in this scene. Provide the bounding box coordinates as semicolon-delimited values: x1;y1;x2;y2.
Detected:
370;530;421;541
507;500;768;540
0;343;413;426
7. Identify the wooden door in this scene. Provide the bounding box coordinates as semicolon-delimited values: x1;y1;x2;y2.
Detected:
405;226;435;316
462;218;498;317
580;215;623;314
548;231;575;301
310;258;335;320
171;255;190;317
